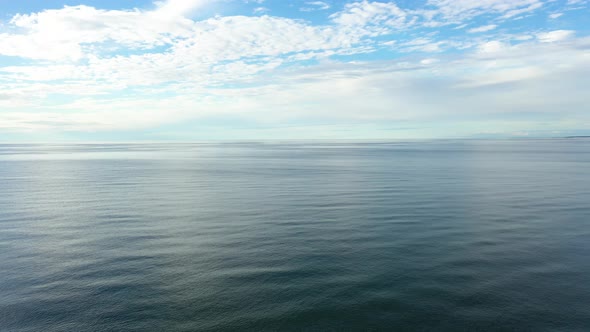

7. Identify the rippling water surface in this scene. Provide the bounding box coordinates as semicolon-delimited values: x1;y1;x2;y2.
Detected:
1;140;589;331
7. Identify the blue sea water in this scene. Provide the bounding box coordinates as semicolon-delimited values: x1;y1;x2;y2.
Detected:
1;140;589;331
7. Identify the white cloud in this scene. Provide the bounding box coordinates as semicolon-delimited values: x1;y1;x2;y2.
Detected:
400;38;445;52
513;34;534;41
537;30;574;42
420;58;439;65
477;40;507;53
253;7;269;14
153;0;209;18
301;1;331;12
173;15;364;63
0;3;196;61
425;0;545;22
0;0;588;138
468;24;498;33
455;66;544;87
548;12;563;19
0;1;405;63
501;2;543;18
1;36;588;134
0;0;560;63
330;1;408;29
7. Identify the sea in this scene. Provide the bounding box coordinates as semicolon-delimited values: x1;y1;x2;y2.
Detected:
1;140;589;331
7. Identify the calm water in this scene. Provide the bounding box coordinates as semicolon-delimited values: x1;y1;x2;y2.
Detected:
1;140;589;331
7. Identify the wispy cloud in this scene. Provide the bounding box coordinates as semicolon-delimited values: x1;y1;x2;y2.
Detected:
537;30;575;42
301;1;331;12
0;0;588;139
253;7;269;14
468;24;498;33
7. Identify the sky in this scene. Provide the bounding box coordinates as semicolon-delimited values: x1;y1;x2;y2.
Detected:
0;0;588;141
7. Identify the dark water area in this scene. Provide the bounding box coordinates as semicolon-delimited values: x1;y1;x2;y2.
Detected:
1;140;589;331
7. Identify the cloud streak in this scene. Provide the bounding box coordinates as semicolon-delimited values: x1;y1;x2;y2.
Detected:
0;0;588;139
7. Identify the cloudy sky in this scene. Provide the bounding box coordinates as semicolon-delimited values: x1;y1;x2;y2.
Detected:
0;0;588;141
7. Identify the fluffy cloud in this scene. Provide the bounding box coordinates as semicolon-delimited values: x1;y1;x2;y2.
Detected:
330;1;408;29
0;0;588;138
426;0;544;21
0;4;196;60
1;35;588;134
301;1;331;12
153;0;210;18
